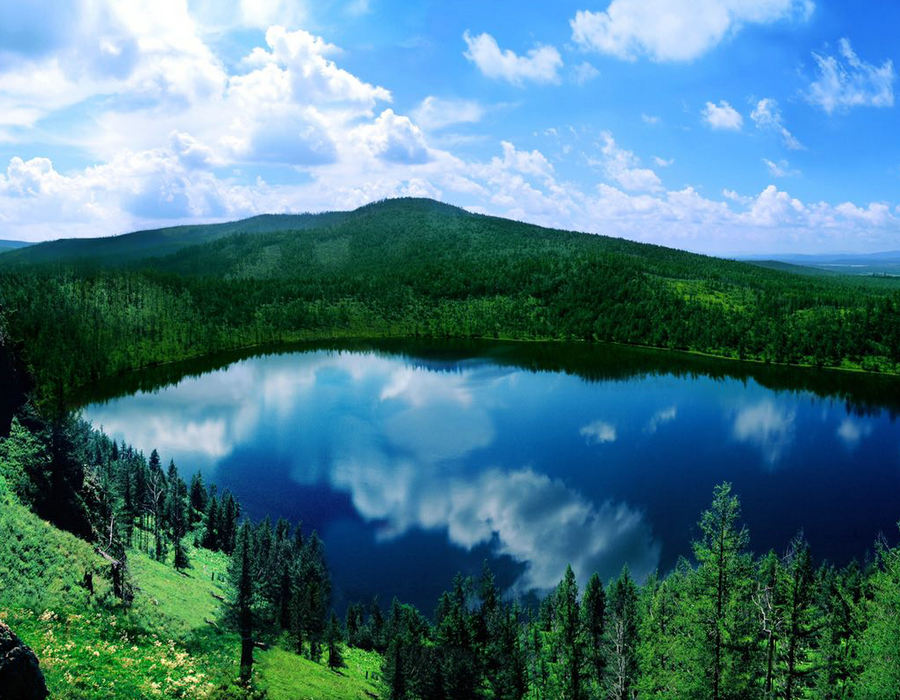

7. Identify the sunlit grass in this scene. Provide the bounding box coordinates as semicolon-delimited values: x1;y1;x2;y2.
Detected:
258;644;383;700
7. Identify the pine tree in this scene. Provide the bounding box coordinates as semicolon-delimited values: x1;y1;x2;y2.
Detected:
691;482;754;700
435;575;478;700
326;612;344;670
188;471;208;525
554;565;585;700
581;572;606;693
755;550;782;698
220;492;239;555
202;496;220;550
231;521;255;684
606;565;639;700
778;533;817;699
174;540;189;571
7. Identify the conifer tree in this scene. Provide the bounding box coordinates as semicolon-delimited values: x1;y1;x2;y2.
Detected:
606;565;639;700
778;533;817;699
691;482;754;700
203;496;220;550
554;565;585;700
188;471;208;525
231;521;255;684
326;612;344;670
581;571;606;692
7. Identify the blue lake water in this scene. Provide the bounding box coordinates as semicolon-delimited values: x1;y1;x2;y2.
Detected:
82;342;900;612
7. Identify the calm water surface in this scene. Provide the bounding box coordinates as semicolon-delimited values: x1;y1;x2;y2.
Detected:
82;342;900;611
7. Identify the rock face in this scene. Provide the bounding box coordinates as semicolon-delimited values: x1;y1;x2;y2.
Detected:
0;622;49;700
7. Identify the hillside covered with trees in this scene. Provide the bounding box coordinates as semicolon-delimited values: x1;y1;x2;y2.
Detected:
1;198;898;407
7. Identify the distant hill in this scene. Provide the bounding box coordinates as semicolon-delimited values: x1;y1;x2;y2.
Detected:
0;240;31;252
742;251;900;277
0;211;349;267
744;260;840;277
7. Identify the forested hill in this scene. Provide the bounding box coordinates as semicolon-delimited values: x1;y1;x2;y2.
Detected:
0;211;349;267
0;197;898;404
0;239;30;251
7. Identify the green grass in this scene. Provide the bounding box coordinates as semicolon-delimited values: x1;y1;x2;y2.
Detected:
0;493;384;698
257;644;382;700
128;543;231;633
0;497;234;697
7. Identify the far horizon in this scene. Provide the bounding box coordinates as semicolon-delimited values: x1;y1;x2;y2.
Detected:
0;2;898;255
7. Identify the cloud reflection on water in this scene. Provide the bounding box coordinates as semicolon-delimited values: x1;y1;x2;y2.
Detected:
732;399;796;465
85;350;662;593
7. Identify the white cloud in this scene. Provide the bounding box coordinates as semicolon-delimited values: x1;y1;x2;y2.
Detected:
571;0;813;62
641;113;661;125
412;96;484;131
763;158;798;177
807;38;895;114
244;26;391;108
463;31;562;85
653;156;673;167
353;109;430;164
573;61;600;84
703;100;743;130
597;132;663;192
751;98;802;150
581;420;617;444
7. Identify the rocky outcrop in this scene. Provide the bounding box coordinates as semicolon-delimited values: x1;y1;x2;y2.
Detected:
0;621;49;700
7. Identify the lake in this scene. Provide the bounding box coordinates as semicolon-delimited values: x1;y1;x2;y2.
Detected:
81;340;900;612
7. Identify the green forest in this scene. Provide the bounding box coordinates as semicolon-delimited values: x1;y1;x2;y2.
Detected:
1;198;899;698
1;198;898;408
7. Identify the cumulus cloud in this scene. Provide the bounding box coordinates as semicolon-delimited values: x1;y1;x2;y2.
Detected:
751;98;802;150
807;38;895;113
570;0;813;62
703;100;743;130
597;132;663;192
463;31;562;85
354;109;430;164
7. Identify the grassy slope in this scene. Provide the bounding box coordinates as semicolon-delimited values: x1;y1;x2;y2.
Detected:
0;478;225;697
257;646;381;700
0;476;382;698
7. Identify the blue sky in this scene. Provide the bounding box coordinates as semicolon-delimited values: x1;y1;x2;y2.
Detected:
0;0;897;253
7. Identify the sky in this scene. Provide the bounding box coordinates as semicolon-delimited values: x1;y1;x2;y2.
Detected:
0;0;897;254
